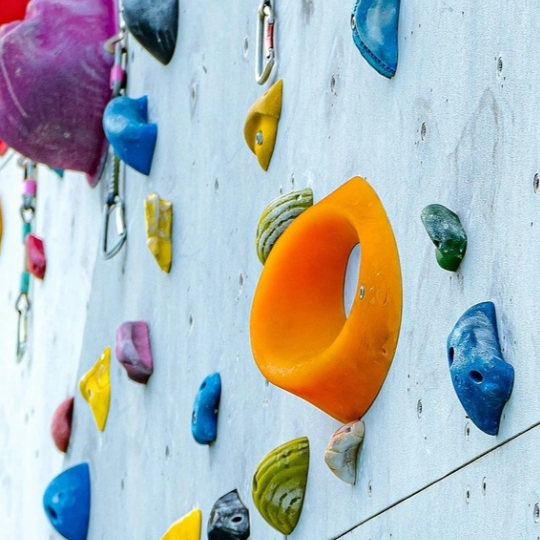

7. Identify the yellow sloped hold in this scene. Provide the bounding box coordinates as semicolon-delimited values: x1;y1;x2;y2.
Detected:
79;347;111;432
244;80;283;171
144;192;173;273
160;508;202;540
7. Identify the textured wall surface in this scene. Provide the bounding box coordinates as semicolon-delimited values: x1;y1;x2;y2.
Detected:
2;0;540;538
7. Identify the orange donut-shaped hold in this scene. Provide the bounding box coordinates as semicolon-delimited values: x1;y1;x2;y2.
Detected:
250;176;402;423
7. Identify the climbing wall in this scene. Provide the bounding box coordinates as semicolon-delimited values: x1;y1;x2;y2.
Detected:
2;0;540;538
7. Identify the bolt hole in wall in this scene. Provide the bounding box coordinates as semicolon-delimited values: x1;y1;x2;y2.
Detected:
482;477;487;495
534;503;540;522
417;399;423;418
343;243;361;317
469;370;483;383
497;56;503;75
420;122;426;141
534;173;539;193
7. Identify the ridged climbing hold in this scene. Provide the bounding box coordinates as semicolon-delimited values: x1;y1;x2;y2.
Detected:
103;95;158;176
351;0;400;78
208;490;250;540
191;373;221;445
51;396;75;453
250;177;402;423
144;193;173;273
324;420;365;485
161;508;202;540
447;302;514;436
26;233;46;279
79;347;111;432
43;463;90;540
124;0;178;65
116;321;154;384
256;188;313;264
0;0;117;185
421;204;467;271
252;436;309;535
244;80;283;171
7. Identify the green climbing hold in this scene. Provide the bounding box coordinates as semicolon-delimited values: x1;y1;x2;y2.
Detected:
421;204;467;271
256;188;313;264
252;436;309;535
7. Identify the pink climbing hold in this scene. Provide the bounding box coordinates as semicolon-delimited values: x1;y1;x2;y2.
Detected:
116;322;154;384
51;396;74;453
22;179;37;197
0;0;118;185
26;233;46;279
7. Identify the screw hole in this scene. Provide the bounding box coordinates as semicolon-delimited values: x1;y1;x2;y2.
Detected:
243;37;249;56
465;422;470;438
534;503;539;522
482;477;487;495
497;56;503;74
330;75;336;92
470;370;483;383
466;488;470;503
534;174;539;193
448;347;455;367
232;516;243;523
368;481;372;496
47;507;58;521
421;122;426;141
417;399;423;418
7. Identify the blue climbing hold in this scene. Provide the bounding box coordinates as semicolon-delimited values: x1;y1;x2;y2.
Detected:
49;167;65;178
447;302;514;436
43;463;91;540
350;0;400;78
103;95;157;175
191;372;221;445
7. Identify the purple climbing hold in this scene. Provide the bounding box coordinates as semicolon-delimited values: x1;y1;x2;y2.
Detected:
0;0;118;185
116;321;154;384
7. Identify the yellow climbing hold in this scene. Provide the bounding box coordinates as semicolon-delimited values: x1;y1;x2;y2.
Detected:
244;79;283;171
160;508;202;540
144;192;173;273
79;347;111;432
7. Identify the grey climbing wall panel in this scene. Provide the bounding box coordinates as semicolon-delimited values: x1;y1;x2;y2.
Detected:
2;0;540;537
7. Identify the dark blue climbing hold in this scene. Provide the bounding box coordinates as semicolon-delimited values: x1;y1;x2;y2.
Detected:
49;167;65;178
103;95;157;176
208;489;250;540
43;463;91;540
350;0;400;78
191;372;221;445
447;302;514;436
123;0;178;65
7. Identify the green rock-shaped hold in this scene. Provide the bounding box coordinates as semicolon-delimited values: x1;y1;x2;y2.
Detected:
256;188;313;264
421;204;467;271
252;436;309;535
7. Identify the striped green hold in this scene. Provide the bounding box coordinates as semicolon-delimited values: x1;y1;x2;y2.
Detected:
421;204;467;271
252;436;310;535
256;188;313;264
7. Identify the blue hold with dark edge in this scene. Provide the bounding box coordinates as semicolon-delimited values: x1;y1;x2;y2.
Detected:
447;302;514;436
103;95;157;176
43;463;91;540
350;0;400;78
192;372;221;445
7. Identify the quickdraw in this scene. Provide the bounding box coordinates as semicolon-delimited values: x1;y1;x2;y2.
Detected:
255;0;275;84
101;32;128;260
15;159;37;362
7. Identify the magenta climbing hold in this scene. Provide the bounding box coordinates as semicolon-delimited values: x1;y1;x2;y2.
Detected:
51;396;74;453
0;0;118;185
26;233;46;279
116;322;154;384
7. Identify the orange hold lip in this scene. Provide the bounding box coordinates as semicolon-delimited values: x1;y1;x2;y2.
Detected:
250;177;402;423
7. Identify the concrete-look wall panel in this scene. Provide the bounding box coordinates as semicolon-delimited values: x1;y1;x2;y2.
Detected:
338;424;540;539
3;0;540;538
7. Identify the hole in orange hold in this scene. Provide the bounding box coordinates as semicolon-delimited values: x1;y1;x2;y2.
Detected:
343;243;361;318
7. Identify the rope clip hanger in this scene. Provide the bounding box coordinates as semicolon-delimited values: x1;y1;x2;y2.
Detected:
255;0;275;85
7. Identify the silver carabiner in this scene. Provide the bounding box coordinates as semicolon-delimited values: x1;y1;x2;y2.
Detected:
102;195;127;260
255;0;275;85
15;292;30;362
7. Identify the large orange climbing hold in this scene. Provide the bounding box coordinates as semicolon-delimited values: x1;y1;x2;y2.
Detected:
0;1;30;27
250;176;402;423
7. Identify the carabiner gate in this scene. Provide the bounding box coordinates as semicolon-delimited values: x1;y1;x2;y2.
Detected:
102;195;127;260
15;292;30;362
255;0;275;85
